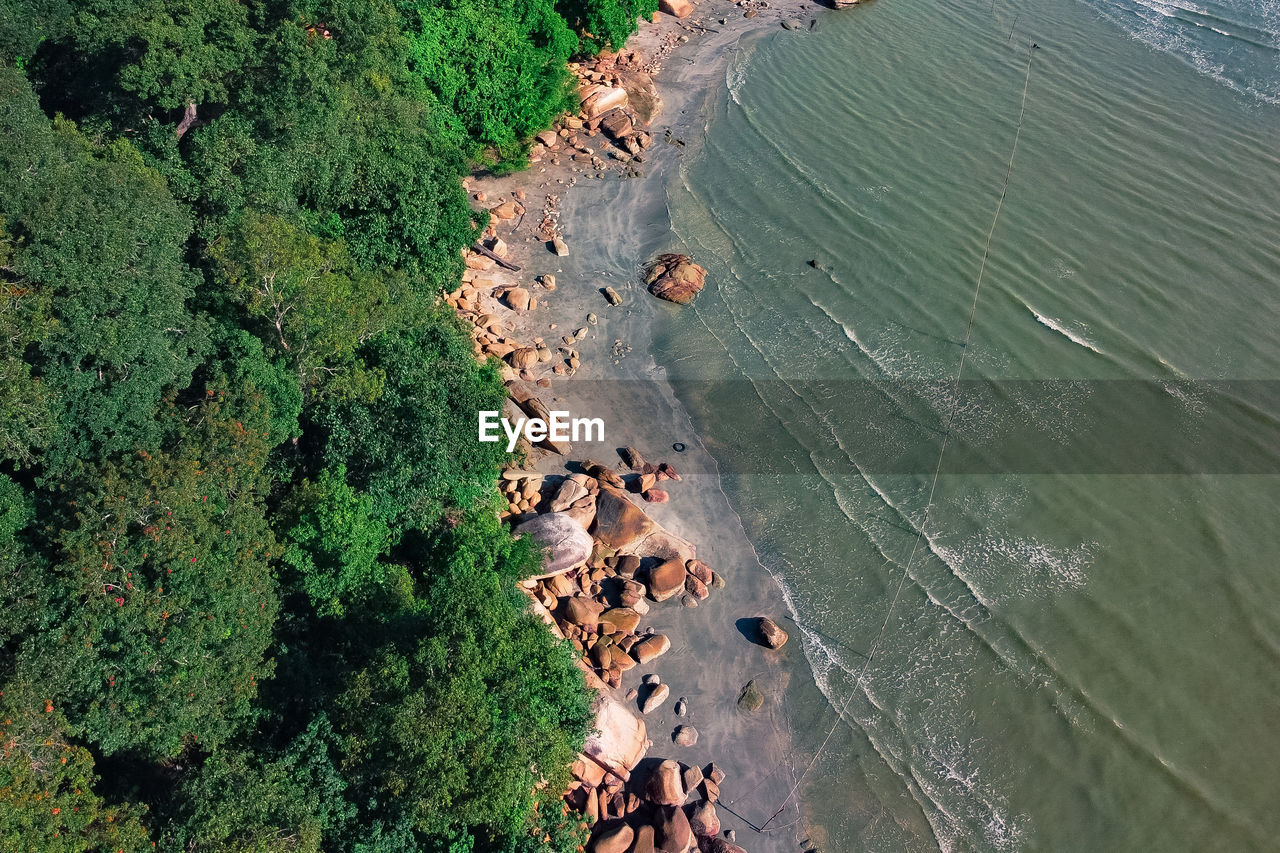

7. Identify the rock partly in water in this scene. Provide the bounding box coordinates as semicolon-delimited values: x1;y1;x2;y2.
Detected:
645;253;707;305
514;513;592;573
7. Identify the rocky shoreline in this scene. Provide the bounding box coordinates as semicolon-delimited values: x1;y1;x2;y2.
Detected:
448;2;850;852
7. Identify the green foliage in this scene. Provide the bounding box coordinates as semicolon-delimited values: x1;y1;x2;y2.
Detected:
311;318;510;535
1;0;609;847
408;0;577;167
0;66;204;475
282;465;393;616
555;0;657;54
158;716;353;853
0;696;150;853
329;511;591;843
211;212;412;398
22;387;279;758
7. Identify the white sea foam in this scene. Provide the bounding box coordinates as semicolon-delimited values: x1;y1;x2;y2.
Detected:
934;534;1096;605
1030;308;1106;354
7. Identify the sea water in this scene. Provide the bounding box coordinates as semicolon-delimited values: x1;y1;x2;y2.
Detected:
654;0;1280;848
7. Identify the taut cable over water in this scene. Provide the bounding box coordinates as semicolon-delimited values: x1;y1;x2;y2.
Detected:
754;42;1038;834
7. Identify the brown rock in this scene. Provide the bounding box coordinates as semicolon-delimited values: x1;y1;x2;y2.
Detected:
688;801;720;837
604;286;623;306
684;574;709;600
562;596;604;627
550;478;589;512
757;616;789;649
645;759;685;805
536;130;560;148
591;821;632;853
658;462;682;481
592;487;654;551
632;633;671;664
681;764;704;794
505;287;531;312
655;805;693;853
672;725;698;747
702;778;720;803
509;347;539;369
599;109;634;139
491;201;518;220
647;559;687;602
580;85;629;118
552;236;570;256
685;559;712;584
608;645;636;671
586;462;627;490
599;607;641;633
617;554;642;577
632;825;656;853
639;682;670;714
514;512;592;574
705;763;725;785
645;254;706;304
643;488;669;504
659;0;693;17
620;445;647;470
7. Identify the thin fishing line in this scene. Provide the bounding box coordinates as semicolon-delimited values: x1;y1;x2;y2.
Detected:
757;44;1037;833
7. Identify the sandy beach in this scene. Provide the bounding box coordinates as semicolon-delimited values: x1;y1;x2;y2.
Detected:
457;2;845;851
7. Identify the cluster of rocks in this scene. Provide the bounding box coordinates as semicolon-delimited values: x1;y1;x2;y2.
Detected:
517;452;729;687
577;759;746;853
645;254;708;305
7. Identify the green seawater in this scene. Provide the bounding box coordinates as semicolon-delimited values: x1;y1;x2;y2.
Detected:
653;0;1280;849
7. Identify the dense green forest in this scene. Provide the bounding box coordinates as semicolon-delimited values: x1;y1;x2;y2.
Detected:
0;0;655;849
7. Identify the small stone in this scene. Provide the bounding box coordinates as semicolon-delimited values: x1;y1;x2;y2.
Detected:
639;682;670;714
587;312;598;325
642;673;661;686
674;698;688;716
552;237;570;256
672;725;698;747
604;286;623;305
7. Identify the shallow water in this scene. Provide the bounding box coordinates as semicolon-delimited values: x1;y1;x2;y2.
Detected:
652;0;1280;848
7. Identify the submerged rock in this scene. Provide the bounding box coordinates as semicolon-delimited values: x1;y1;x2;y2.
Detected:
645;253;706;304
737;679;764;712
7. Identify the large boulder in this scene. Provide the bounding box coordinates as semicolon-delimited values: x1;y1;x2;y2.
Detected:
646;759;685;805
757;616;789;649
645;254;706;305
591;823;633;853
654;805;694;853
632;825;657;853
659;0;693;17
550;478;589;512
592;487;655;551
580;85;629;119
562;596;605;627
515;513;592;574
688;802;720;837
633;633;671;664
647;559;687;602
599;607;642;633
599;109;634;140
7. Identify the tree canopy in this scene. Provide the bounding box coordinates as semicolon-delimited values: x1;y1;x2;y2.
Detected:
0;0;667;844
